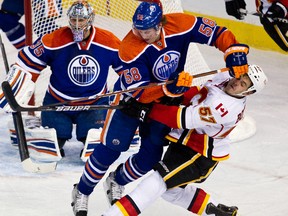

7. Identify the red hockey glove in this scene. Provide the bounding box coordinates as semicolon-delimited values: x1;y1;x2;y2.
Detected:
224;44;249;78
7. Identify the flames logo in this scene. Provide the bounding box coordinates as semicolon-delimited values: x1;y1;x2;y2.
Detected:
68;55;100;86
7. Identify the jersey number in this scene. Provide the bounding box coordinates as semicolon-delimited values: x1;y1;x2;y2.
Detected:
123;67;142;84
198;18;216;37
199;106;216;124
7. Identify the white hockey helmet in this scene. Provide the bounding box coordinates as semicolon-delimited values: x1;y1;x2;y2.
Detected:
240;64;268;96
67;1;95;42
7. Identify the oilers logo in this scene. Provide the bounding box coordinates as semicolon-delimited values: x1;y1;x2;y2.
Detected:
68;55;100;86
153;51;180;81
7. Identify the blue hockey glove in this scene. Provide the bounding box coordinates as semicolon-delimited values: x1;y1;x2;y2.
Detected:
225;0;247;20
163;71;193;97
224;44;249;78
265;2;287;20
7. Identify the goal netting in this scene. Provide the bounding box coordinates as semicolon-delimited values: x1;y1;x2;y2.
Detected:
25;0;256;142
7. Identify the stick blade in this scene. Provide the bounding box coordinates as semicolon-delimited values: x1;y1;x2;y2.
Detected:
22;158;57;173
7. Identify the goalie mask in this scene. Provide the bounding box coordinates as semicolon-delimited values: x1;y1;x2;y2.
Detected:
67;1;95;42
239;64;268;96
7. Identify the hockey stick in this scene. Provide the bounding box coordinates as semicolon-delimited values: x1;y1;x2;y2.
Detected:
1;81;123;112
249;11;288;23
2;68;228;113
34;67;229;107
0;34;56;173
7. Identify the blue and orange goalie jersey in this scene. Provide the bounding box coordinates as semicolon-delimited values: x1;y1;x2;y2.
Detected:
117;13;239;100
17;26;122;102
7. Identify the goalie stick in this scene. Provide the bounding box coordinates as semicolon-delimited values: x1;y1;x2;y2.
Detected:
1;81;124;112
2;68;228;112
1;34;56;173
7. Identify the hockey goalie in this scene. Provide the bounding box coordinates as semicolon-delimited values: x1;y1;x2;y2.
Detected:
0;1;141;164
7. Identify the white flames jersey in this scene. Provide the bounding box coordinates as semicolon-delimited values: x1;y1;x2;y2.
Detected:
165;72;246;161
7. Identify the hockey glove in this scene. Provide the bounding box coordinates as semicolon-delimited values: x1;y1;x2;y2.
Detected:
225;0;247;20
224;44;249;78
120;97;152;122
163;71;193;97
265;2;288;20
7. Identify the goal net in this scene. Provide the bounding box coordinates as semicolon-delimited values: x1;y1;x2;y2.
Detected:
25;0;255;142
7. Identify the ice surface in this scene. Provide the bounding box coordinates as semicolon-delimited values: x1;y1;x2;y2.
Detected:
0;1;288;215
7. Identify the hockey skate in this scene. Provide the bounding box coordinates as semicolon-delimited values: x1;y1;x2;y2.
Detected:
71;184;89;216
206;203;238;216
103;172;125;205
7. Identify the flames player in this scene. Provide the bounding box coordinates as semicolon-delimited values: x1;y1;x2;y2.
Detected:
0;1;122;158
102;64;268;216
225;0;288;51
71;1;250;215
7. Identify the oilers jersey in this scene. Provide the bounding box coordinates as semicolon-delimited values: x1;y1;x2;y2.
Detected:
16;26;122;103
118;13;239;99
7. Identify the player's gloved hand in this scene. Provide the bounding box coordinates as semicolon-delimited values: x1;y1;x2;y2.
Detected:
163;71;193;97
265;2;287;20
224;44;249;78
225;0;247;20
120;97;152;122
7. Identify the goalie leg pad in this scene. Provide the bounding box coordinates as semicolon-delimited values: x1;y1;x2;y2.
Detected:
9;115;62;162
0;64;35;112
8;115;41;147
80;128;102;162
25;127;62;162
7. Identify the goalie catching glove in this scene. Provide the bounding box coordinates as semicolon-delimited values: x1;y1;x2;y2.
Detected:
0;64;35;112
224;43;249;78
162;71;193;97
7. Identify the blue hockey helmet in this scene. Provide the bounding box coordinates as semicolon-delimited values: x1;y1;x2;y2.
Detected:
132;2;163;30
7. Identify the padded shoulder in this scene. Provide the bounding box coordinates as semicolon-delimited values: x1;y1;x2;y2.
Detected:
42;27;74;48
164;13;197;36
93;27;121;49
119;30;149;62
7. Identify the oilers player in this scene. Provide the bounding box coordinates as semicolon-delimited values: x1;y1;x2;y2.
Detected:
0;0;62;50
102;65;268;216
225;0;288;51
71;1;250;215
0;0;25;50
0;1;122;157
